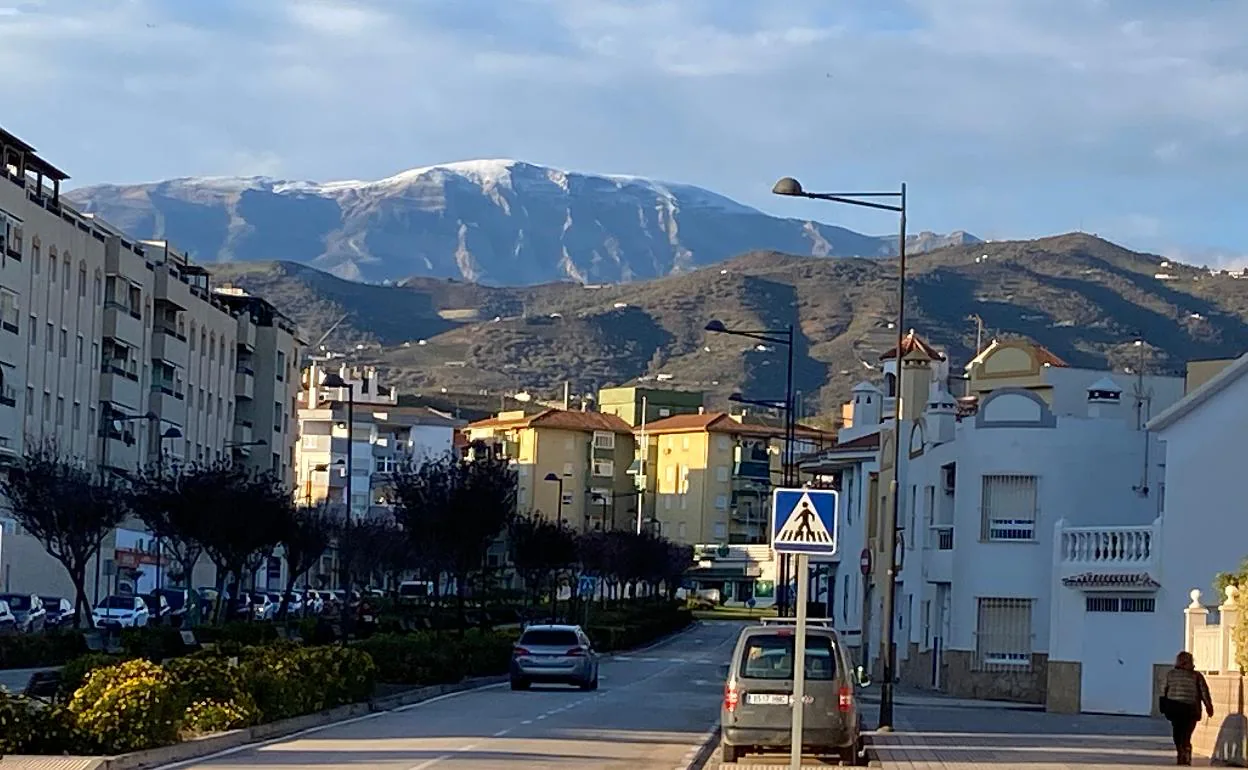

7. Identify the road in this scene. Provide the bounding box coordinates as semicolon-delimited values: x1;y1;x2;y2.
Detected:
157;620;740;770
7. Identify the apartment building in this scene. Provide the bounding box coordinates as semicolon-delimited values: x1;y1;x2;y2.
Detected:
465;408;637;531
639;411;834;546
597;385;704;427
296;363;461;515
214;286;302;487
0;126;299;598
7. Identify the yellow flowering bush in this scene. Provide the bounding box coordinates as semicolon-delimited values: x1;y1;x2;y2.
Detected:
183;699;254;735
68;658;185;754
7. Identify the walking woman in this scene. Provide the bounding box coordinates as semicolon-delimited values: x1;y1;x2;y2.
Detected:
1161;651;1214;765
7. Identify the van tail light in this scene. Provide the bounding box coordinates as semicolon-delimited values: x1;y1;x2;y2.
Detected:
838;686;853;712
566;647;587;657
513;647;531;657
724;683;740;713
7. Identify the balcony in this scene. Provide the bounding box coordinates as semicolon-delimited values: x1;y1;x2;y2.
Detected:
1055;518;1161;587
99;364;141;410
150;326;189;365
149;382;186;422
233;421;253;445
924;525;955;583
103;301;144;346
237;315;257;351
235;366;255;400
153;267;193;310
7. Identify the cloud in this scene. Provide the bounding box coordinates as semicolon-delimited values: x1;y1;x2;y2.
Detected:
0;0;1245;259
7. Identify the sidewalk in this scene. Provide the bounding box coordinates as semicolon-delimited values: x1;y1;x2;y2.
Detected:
870;701;1201;768
0;667;56;693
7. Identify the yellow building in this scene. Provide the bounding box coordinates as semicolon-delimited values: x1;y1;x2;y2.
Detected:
640;411;834;545
465;408;637;531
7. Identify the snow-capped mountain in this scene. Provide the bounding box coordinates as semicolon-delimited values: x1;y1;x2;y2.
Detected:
66;160;978;285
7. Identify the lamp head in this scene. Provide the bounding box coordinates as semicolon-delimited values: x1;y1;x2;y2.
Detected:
728;392;744;403
704;319;728;334
544;472;560;482
321;373;347;388
771;177;805;197
162;427;183;439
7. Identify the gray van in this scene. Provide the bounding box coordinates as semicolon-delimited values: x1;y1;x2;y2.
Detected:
720;619;868;764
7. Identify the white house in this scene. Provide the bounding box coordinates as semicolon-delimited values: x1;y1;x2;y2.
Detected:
1146;353;1248;694
807;335;1190;715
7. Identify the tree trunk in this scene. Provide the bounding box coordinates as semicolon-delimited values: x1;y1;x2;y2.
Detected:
69;567;90;629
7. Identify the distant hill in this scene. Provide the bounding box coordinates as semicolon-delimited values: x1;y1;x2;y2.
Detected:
208;233;1248;414
66;160;976;285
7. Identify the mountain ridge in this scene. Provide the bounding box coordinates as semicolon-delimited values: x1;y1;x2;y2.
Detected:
206;233;1248;415
65;159;979;286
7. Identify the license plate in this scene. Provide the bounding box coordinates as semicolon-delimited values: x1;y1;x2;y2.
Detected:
746;693;790;705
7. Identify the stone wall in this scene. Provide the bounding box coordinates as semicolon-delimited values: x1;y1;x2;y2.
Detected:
1046;660;1080;713
942;650;1047;703
1192;673;1248;766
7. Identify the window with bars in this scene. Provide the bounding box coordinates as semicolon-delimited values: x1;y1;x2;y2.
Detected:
975;597;1033;671
980;474;1038;541
1086;596;1155;613
592;431;615;450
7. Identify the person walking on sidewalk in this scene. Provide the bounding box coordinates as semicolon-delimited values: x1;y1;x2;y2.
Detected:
1161;651;1214;765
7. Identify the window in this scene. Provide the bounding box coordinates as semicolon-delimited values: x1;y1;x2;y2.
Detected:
1086;596;1155;613
32;244;39;274
276;351;286;380
681;436;690;451
0;290;17;332
592;431;615;450
72;402;81;430
55;396;64;425
41;391;50;422
59;328;67;358
79;263;87;298
25;386;33;416
980;474;1038;541
716;466;729;482
75;334;84;364
715;494;728;510
974;598;1033;671
592;459;614;477
562;461;573;478
658;407;671;417
665;465;675;484
45;321;52;352
274;401;283;432
739;634;838;681
49;253;56;282
62;258;70;290
28;315;35;346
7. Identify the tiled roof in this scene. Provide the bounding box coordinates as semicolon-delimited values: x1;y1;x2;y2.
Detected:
1033;344;1069;367
641;412;834;442
879;330;947;362
466;408;634;435
1061;572;1159;588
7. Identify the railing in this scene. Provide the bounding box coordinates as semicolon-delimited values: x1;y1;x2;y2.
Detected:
1058;521;1157;564
1185;587;1241;674
928;525;954;550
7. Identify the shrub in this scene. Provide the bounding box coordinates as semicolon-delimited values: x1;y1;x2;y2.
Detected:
183;699;253;735
60;652;129;698
353;633;464;686
68;658;186;754
233;642;375;722
0;691;39;753
0;629;88;669
164;656;258;726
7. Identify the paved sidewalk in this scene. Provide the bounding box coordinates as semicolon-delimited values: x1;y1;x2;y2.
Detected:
870;703;1202;768
0;667;56;693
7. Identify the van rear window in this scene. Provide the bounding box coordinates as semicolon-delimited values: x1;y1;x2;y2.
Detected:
740;634;837;680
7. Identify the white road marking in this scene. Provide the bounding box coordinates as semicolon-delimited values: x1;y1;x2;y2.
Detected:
492;728;511;737
406;755;451;770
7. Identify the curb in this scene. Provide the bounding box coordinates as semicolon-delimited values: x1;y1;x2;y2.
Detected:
683;726;720;770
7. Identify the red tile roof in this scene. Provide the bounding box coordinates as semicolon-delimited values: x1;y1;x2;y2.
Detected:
880;330;947;362
466;408;634;435
1033;344;1070;367
1061;572;1159;588
641;412;834;442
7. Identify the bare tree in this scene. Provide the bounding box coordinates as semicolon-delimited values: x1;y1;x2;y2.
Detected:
1;444;129;626
278;505;333;618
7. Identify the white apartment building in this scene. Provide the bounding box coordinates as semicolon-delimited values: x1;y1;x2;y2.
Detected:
296;362;461;516
805;334;1187;717
0;127;300;600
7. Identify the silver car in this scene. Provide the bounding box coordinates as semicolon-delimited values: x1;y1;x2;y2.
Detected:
510;624;599;691
720;619;868;764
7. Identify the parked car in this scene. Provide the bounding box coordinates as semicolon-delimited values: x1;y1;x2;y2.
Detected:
39;596;74;628
93;595;150;628
0;600;17;635
251;593;276;621
719;619;869;764
509;624;599;691
0;593;47;634
270;592;303;617
153;588;191;626
303;590;324;615
139;592;171;624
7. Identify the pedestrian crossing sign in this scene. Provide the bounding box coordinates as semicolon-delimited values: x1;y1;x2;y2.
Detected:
771;487;839;556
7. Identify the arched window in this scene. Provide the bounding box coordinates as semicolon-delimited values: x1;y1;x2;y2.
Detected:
884;372;897;397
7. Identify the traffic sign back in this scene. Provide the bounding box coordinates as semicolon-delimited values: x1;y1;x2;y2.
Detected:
771;487;839;556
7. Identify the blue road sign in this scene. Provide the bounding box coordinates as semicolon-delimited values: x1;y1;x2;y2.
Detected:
771;487;839;556
578;575;598;596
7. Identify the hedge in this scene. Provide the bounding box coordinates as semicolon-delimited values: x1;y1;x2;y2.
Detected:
0;643;376;756
353;629;513;685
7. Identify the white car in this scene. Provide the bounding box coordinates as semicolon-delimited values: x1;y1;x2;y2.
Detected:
93;595;150;628
251;593;277;621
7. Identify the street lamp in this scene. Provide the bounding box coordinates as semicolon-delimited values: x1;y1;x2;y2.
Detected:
772;175;907;730
543;471;566;621
320;372;356;639
95;408;157;607
155;425;183;593
706;321;796;616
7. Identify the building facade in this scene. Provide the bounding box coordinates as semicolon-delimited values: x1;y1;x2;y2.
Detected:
0;127;299;600
465;408;637;531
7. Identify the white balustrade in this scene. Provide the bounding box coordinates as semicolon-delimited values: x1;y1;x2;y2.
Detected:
1059;522;1156;565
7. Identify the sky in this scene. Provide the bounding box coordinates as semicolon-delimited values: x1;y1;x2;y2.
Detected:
2;0;1247;267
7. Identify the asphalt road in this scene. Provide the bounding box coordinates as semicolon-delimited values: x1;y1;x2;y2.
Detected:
158;620;741;770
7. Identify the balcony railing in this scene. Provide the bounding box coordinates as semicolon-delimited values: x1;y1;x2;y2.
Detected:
1058;521;1157;565
928;525;954;551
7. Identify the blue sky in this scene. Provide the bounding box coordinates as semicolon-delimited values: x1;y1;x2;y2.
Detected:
2;0;1246;266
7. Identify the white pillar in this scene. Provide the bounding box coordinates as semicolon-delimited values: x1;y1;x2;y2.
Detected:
1186;589;1208;656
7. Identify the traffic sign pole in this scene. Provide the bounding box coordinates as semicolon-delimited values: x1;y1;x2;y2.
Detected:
789;552;809;770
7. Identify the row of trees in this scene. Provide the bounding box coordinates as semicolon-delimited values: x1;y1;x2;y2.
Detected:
1;442;693;628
